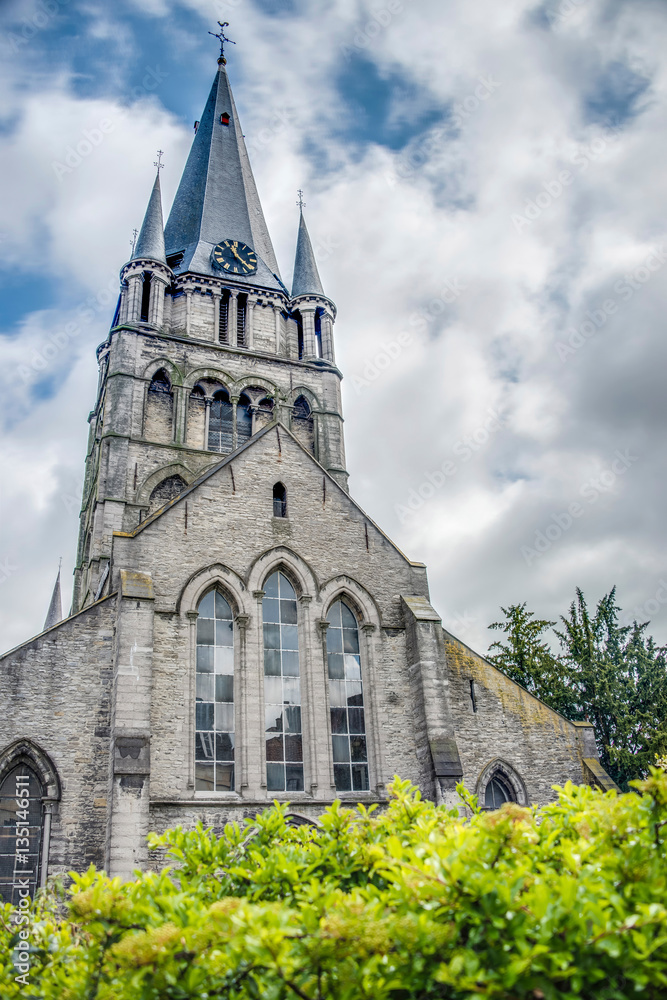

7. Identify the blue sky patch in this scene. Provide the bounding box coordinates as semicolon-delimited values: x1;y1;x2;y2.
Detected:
583;61;650;128
333;52;444;152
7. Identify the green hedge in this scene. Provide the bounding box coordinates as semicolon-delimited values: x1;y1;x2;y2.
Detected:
3;774;667;999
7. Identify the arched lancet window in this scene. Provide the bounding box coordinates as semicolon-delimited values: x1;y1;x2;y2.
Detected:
209;390;233;452
0;765;44;904
148;474;186;515
292;395;315;454
263;572;303;792
273;482;287;518
237;393;252;446
293;311;304;359
326;600;368;792
314;308;323;359
145;369;173;443
484;772;515;809
186;384;206;449
148;368;171;394
195;589;235;793
140;271;152;322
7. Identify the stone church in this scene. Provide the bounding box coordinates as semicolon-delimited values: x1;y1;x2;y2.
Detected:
0;43;616;903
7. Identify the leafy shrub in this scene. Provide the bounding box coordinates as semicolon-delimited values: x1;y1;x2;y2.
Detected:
2;774;667;999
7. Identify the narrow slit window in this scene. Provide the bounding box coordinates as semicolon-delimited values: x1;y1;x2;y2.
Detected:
315;308;323;358
237;294;247;347
140;271;152;322
237;393;252;445
195;588;235;793
219;290;230;343
273;482;287;518
327;600;369;792
293;311;304;359
263;572;303;793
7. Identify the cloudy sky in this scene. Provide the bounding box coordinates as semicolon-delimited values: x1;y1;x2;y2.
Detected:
1;0;666;657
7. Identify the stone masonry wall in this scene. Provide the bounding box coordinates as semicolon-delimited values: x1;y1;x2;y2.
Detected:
443;630;588;805
0;598;116;878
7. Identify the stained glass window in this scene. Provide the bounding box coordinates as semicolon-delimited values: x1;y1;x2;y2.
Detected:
195;589;235;792
326;600;369;792
263;572;304;792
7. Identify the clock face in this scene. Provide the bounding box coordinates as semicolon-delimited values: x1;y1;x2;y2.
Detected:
211;239;258;275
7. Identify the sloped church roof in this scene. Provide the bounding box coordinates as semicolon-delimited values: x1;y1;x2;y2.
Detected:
163;59;284;291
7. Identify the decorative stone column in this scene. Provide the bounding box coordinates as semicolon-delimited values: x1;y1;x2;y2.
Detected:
231;396;239;450
235;613;250;791
107;570;155;880
274;305;282;355
204;398;211;450
317;618;336;795
185;288;192;337
301;306;317;359
246;296;255;350
186;611;199;788
322;312;335;364
298;593;316;794
253;589;267;791
361;621;384;794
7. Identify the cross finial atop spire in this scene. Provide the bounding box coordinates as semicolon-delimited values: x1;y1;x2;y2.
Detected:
154;149;164;172
209;21;235;63
296;189;306;211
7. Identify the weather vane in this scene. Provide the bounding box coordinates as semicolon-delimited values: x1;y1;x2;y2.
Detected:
154;149;164;172
130;228;138;255
296;189;306;211
209;21;235;61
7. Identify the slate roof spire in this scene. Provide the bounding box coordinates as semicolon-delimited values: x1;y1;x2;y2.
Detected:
291;207;325;298
164;54;283;291
132;169;166;265
44;563;62;631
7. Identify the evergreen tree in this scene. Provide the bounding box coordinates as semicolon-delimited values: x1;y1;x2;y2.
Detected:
488;588;667;788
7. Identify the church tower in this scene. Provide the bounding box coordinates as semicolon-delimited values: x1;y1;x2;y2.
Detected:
73;49;344;613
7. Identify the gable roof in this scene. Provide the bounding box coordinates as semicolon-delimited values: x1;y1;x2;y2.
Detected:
113;421;425;569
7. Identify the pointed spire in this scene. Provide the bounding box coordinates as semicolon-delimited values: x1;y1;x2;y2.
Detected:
164;59;282;290
133;170;166;265
291;207;325;298
44;563;62;631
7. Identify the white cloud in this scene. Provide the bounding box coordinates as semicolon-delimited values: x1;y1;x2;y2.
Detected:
1;0;667;657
